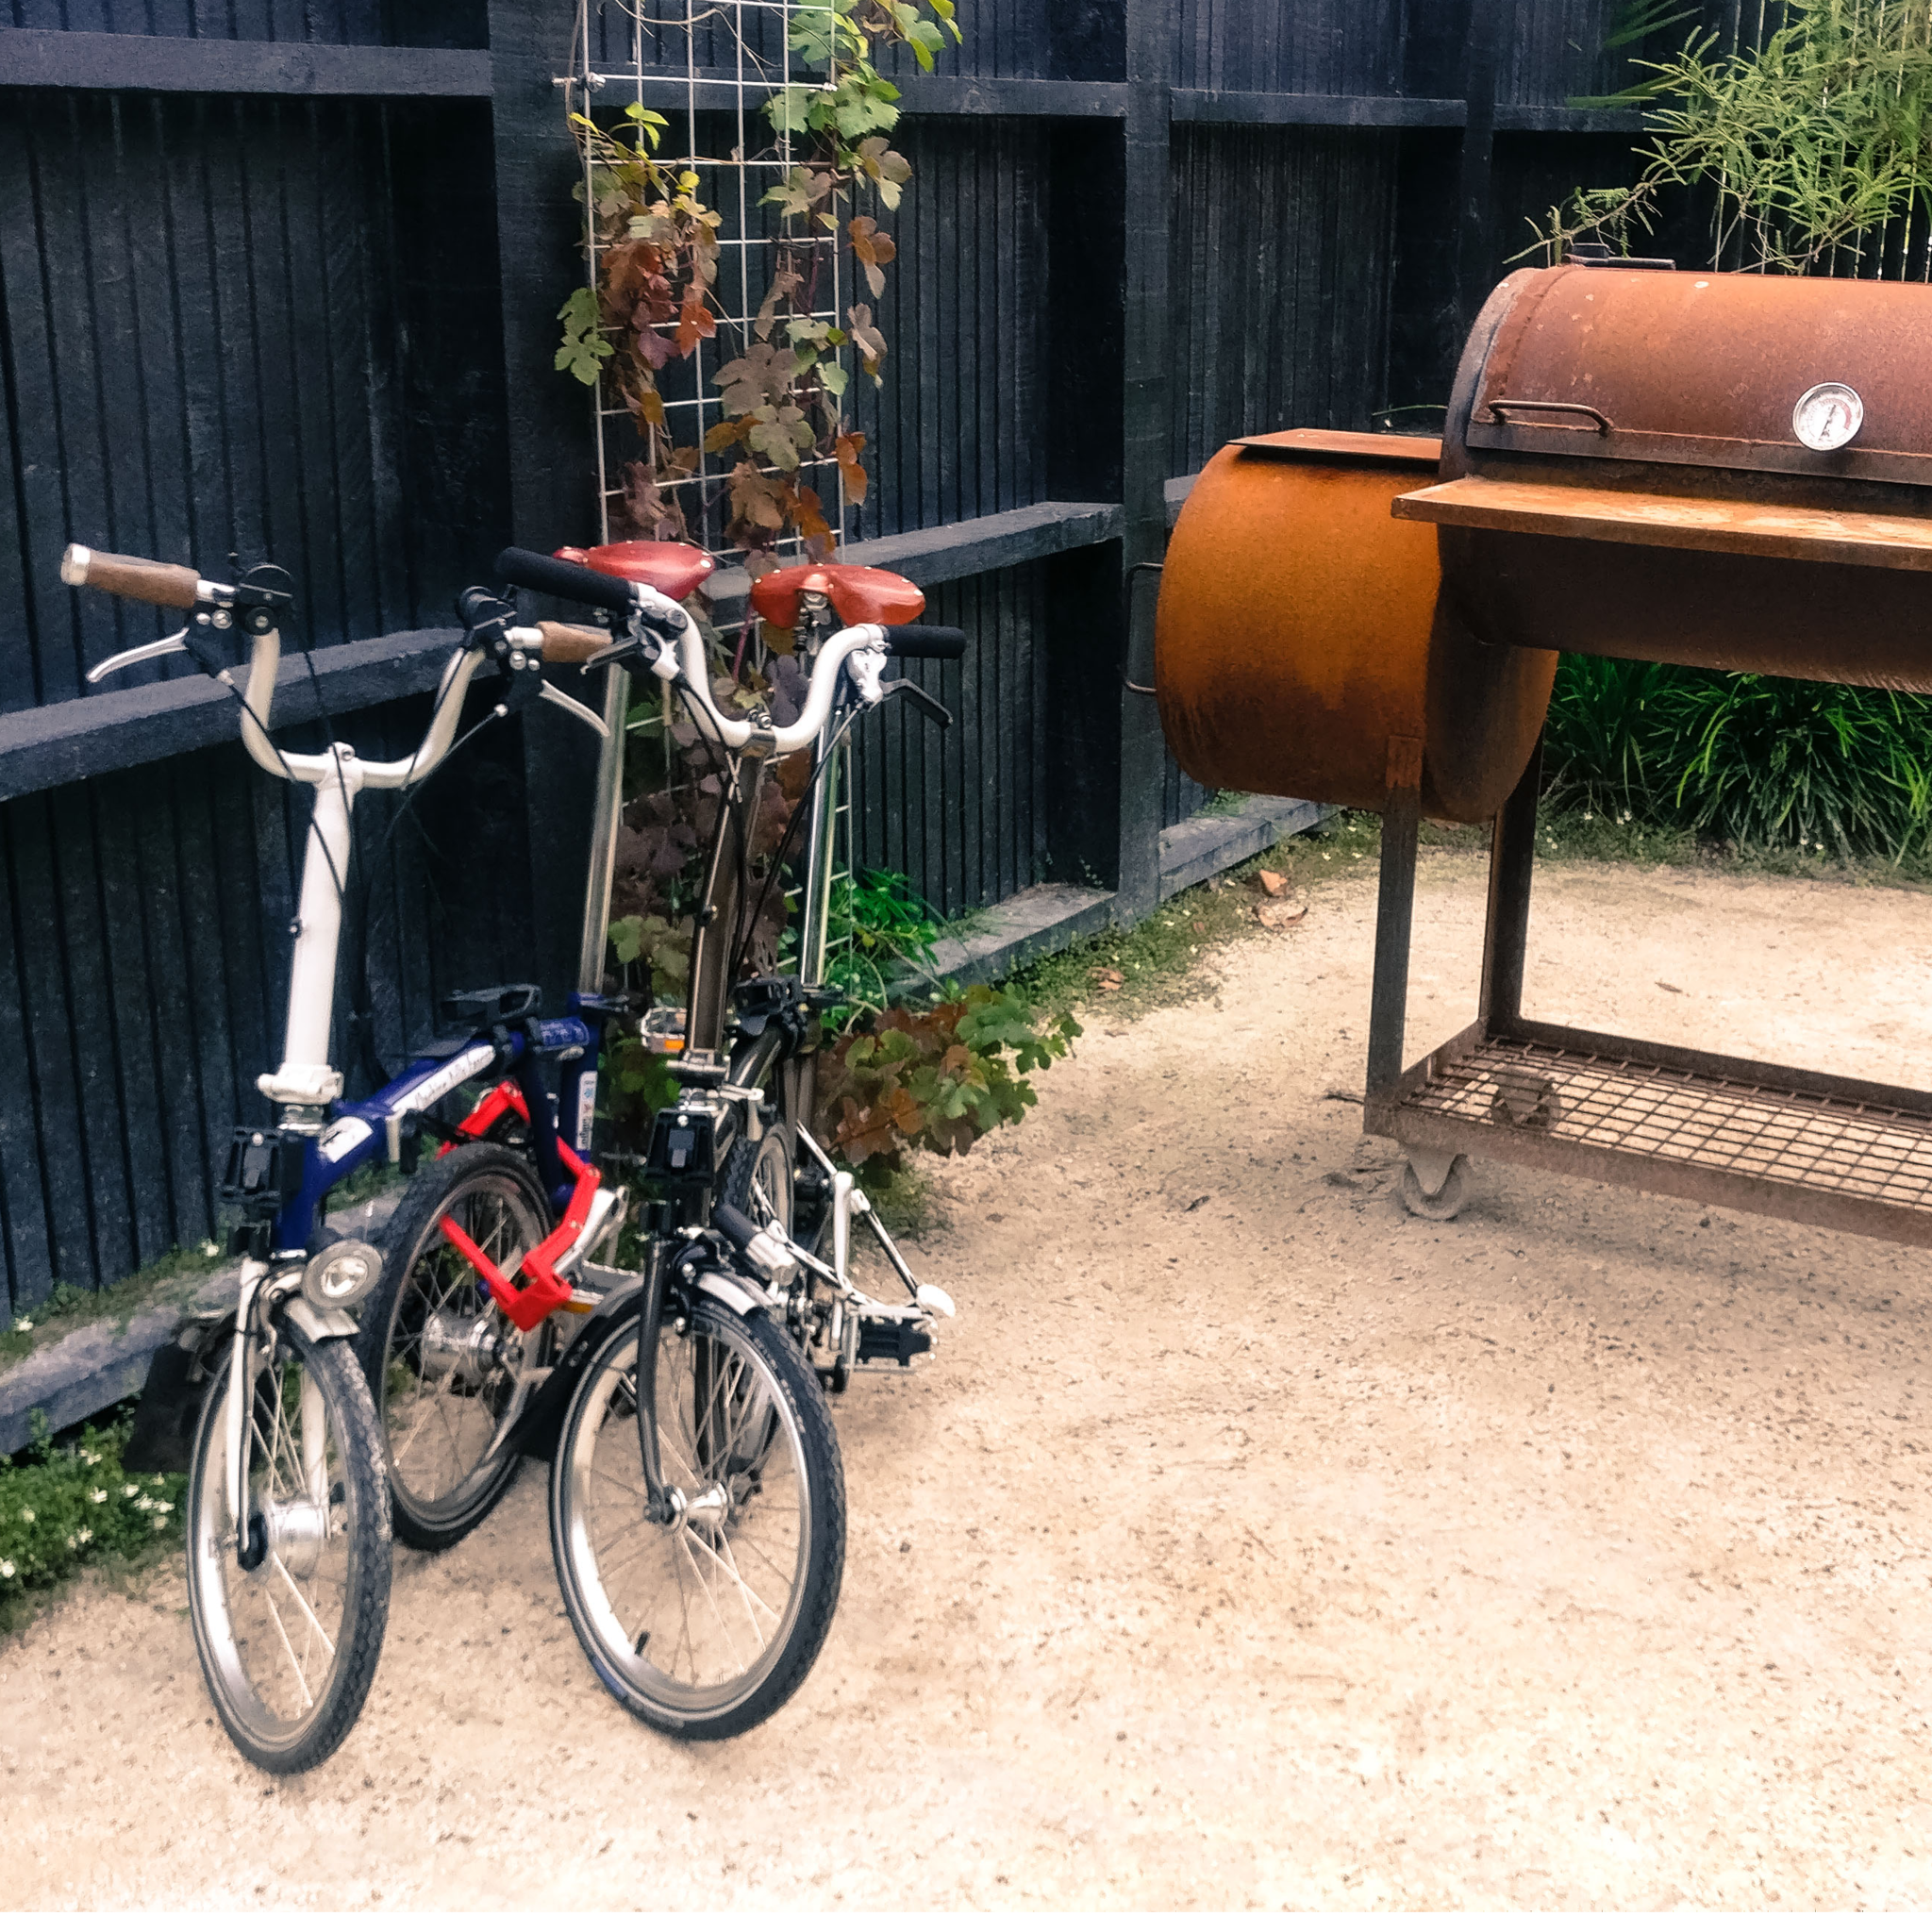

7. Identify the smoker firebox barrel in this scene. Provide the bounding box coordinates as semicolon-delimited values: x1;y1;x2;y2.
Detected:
1396;264;1932;690
1154;429;1555;824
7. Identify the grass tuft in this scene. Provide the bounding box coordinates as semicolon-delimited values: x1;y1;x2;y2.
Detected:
2;1245;226;1373
1003;812;1432;1019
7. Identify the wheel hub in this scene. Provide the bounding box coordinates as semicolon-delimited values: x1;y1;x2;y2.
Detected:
669;1482;732;1534
420;1306;507;1392
257;1492;329;1578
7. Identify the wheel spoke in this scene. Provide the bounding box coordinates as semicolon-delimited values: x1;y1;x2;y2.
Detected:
681;1524;780;1630
260;1579;315;1712
675;1528;747;1676
269;1549;340;1660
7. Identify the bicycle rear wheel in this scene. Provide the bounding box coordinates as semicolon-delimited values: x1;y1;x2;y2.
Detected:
357;1143;553;1551
185;1322;391;1774
549;1296;844;1740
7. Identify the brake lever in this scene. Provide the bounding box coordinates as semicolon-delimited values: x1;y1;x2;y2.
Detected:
539;680;610;737
582;612;682;675
882;678;952;730
87;630;191;684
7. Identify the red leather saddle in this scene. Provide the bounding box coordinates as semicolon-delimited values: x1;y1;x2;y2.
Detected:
553;541;716;603
751;563;925;630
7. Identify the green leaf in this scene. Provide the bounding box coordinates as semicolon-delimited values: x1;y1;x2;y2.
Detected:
555;287;613;386
907;19;942;69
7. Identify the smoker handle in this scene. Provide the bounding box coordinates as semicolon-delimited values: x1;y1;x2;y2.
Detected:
1477;399;1613;435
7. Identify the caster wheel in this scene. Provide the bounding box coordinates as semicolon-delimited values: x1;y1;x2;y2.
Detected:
1398;1154;1471;1221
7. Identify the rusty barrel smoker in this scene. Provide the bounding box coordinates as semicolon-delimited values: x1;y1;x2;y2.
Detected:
1160;263;1932;1239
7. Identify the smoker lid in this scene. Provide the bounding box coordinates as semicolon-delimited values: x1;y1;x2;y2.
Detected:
1464;265;1932;488
1230;427;1442;469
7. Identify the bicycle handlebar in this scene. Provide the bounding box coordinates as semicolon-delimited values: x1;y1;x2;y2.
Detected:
61;544;202;609
64;541;487;792
495;544;966;754
494;546;639;614
881;625;968;660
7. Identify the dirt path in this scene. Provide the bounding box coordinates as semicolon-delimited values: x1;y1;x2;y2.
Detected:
7;852;1932;1908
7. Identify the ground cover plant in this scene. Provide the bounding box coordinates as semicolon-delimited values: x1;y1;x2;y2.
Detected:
0;1412;185;1635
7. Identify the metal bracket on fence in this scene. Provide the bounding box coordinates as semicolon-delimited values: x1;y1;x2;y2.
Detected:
1123;560;1162;695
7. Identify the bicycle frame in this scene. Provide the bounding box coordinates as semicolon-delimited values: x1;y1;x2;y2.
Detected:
216;618;624;1549
609;604;949;1362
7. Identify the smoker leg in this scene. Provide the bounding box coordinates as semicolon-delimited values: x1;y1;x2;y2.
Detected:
1479;731;1543;1029
1366;739;1424;1107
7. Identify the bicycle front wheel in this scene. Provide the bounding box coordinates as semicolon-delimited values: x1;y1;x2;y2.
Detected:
550;1297;845;1740
185;1322;391;1774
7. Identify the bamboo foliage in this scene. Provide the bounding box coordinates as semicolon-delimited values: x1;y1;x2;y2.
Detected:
1526;0;1932;273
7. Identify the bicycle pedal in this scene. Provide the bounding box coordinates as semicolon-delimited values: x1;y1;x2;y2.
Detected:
855;1316;933;1369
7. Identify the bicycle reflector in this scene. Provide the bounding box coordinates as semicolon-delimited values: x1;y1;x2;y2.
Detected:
302;1240;382;1315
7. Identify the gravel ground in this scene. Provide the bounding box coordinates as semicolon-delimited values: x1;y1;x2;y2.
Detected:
6;849;1932;1909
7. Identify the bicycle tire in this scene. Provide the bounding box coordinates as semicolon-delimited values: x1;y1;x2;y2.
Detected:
549;1294;845;1740
719;1120;797;1236
185;1322;391;1774
357;1143;553;1551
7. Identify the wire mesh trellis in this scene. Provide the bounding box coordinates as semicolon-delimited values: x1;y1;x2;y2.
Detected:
567;0;852;563
566;0;865;991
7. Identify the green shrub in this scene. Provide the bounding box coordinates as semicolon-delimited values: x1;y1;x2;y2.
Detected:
813;987;1080;1164
0;1415;187;1631
789;868;944;1027
1541;656;1932;860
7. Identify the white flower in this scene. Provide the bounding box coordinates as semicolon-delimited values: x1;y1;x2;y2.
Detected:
10;1318;30;1333
80;1451;100;1466
75;1527;92;1546
88;1490;107;1505
153;1501;172;1517
133;1496;153;1513
65;1536;75;1551
18;1508;32;1524
122;1485;139;1499
1583;811;1594;822
201;1240;220;1257
0;1560;14;1579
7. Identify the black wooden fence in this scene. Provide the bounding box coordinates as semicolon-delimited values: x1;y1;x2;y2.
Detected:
0;0;1702;1312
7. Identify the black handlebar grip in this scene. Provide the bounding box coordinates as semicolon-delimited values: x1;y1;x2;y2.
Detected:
714;1204;763;1254
880;624;968;660
494;546;640;614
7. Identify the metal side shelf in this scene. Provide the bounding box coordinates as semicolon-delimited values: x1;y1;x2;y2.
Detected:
1369;1018;1932;1248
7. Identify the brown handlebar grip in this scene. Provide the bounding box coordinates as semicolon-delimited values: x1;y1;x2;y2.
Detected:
535;620;610;664
61;544;200;609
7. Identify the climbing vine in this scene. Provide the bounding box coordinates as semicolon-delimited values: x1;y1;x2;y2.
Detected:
558;0;962;573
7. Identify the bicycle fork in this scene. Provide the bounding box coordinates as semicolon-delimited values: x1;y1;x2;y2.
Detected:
221;1260;341;1566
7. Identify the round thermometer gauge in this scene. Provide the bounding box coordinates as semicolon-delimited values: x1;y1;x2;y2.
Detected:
1791;381;1864;452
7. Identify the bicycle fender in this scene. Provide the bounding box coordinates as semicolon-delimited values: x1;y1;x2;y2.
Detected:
123;1316;232;1475
279;1299;359;1344
694;1269;771;1319
500;1282;650;1465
